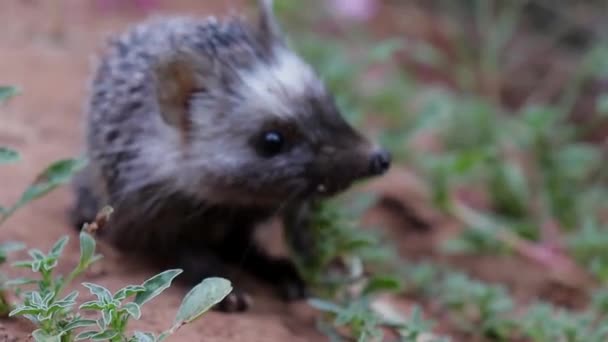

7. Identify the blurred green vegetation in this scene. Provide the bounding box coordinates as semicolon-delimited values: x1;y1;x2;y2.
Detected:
272;0;608;340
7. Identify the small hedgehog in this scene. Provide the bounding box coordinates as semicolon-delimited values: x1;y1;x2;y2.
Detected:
70;0;391;311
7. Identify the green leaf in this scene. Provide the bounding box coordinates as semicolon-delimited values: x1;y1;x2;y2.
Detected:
157;332;172;341
62;319;97;332
90;329;119;341
15;158;87;210
11;260;34;269
362;275;402;296
82;283;113;303
79;301;105;311
133;332;156;342
78;231;100;270
75;331;98;341
50;236;69;257
173;277;232;325
114;285;146;301
123;302;142;320
0;86;19;102
102;308;114;327
308;298;343;314
9;305;42;317
31;329;62;342
134;269;183;306
4;277;37;287
0;147;20;165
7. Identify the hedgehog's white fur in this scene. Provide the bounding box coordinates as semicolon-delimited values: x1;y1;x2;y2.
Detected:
238;48;322;119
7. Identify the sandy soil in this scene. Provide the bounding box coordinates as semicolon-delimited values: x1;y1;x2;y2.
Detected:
0;1;585;341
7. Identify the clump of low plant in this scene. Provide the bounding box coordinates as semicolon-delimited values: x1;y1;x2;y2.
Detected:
6;210;232;342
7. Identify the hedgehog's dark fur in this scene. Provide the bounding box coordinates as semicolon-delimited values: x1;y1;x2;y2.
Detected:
70;0;391;312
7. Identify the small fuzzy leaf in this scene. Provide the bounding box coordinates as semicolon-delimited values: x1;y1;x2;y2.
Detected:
31;329;62;342
75;331;98;341
362;275;402;296
0;86;19;102
134;269;183;306
0;147;20;165
8;305;41;317
82;283;113;303
308;299;343;314
50;236;69;257
123;302;142;320
16;158;87;210
174;277;232;325
133;332;156;342
79;301;105;311
114;285;146;301
62;319;97;332
4;277;37;287
157;331;172;341
14;261;29;273
102;308;114;327
91;329;119;340
78;231;99;269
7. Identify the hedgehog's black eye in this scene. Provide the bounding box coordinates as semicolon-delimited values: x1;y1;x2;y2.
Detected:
259;131;284;157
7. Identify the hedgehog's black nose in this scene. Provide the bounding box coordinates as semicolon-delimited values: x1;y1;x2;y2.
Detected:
369;149;391;175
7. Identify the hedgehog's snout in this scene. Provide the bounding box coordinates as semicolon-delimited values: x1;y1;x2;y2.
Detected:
368;148;391;176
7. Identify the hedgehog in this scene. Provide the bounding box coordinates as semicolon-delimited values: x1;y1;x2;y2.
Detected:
70;0;391;311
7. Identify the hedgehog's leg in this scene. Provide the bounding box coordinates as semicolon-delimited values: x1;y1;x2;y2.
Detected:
220;220;308;301
69;167;100;230
175;245;252;312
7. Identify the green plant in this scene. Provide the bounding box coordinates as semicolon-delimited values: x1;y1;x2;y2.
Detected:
8;224;232;342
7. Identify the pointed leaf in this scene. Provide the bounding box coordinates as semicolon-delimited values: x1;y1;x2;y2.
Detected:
0;147;20;165
102;309;113;327
82;283;112;303
133;332;156;342
75;331;100;341
31;329;62;342
114;285;146;301
91;329;119;340
79;301;105;311
78;231;99;269
10;260;33;269
0;86;19;102
16;158;87;209
174;277;232;325
50;236;69;257
134;269;183;306
308;298;343;314
123;302;142;320
8;305;41;317
4;277;37;287
62;319;97;332
362;275;402;296
157;331;172;341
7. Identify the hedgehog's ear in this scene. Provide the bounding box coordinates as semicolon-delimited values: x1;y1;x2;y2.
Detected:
257;0;285;47
154;54;204;130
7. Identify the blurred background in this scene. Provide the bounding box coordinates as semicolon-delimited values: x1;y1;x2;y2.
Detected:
2;0;608;340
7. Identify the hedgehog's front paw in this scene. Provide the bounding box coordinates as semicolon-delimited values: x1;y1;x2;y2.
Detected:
214;289;253;312
272;259;309;301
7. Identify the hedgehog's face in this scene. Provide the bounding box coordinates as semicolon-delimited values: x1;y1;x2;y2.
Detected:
183;48;390;206
154;1;390;206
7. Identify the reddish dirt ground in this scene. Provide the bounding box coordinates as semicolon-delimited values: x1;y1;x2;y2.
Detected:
0;1;588;341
